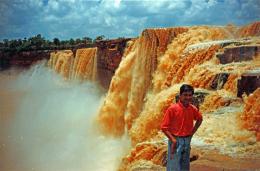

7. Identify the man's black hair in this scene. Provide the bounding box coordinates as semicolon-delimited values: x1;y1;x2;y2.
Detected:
180;84;194;95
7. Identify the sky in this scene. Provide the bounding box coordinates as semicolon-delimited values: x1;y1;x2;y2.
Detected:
0;0;260;41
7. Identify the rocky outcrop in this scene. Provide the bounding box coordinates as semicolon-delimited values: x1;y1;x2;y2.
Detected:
0;50;51;70
237;21;260;37
237;72;260;97
210;73;230;90
216;45;260;64
96;38;131;89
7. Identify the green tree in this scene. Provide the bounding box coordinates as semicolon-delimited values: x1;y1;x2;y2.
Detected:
3;39;9;47
53;38;60;46
94;35;105;42
75;38;81;44
82;37;92;44
9;40;19;49
28;34;45;49
20;40;31;51
22;37;27;44
34;34;45;49
69;38;75;45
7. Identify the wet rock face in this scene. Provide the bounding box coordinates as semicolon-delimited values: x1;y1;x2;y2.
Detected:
237;73;260;97
217;46;260;64
210;73;229;90
0;50;51;70
96;38;131;88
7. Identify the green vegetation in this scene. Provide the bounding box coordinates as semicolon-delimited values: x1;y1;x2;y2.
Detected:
0;34;107;52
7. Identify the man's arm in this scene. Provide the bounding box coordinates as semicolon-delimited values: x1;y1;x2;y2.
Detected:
192;119;202;135
161;107;177;158
161;108;176;143
162;129;177;159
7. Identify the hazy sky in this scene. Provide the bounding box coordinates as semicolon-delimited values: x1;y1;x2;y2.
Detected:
0;0;260;41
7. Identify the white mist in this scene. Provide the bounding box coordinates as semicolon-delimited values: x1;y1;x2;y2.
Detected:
0;62;130;171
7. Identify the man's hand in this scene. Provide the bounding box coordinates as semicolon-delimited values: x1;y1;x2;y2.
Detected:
170;138;177;159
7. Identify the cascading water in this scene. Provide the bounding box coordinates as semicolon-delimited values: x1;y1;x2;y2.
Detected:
1;22;260;171
48;48;97;82
48;50;74;79
98;28;188;136
71;48;97;81
97;24;260;170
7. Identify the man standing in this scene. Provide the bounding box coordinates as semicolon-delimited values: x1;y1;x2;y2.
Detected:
161;84;203;171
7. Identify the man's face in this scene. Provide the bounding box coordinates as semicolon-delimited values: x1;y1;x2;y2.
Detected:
179;91;193;106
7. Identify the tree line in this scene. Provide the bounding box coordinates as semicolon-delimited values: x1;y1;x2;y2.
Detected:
0;34;106;52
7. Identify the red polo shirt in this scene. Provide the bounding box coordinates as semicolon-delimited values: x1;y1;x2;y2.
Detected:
161;102;202;137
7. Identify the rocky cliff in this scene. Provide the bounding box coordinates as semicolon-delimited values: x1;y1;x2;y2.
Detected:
96;38;131;88
0;50;51;70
